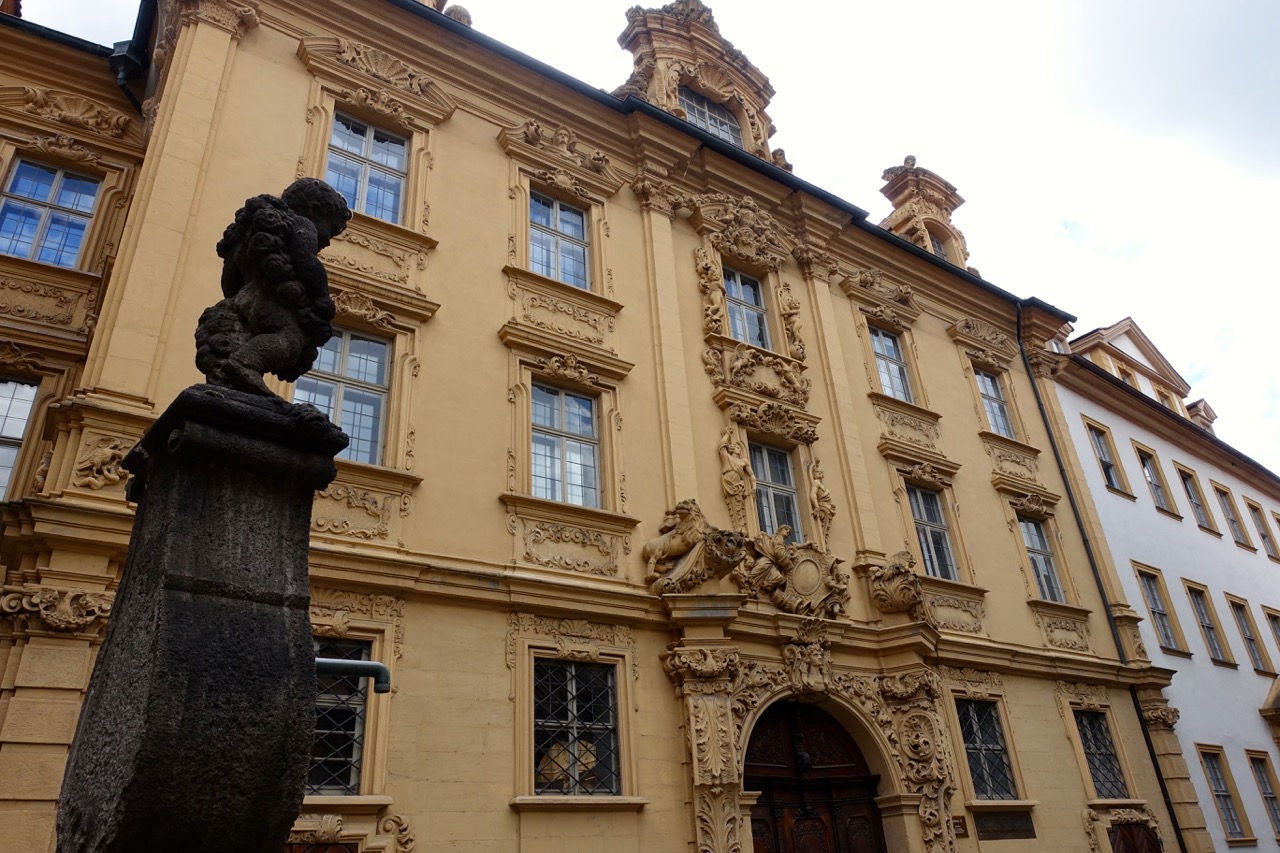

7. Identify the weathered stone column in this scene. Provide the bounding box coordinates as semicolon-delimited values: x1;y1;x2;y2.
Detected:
56;385;347;853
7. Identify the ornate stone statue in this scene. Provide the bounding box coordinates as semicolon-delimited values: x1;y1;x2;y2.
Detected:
195;178;352;395
643;499;747;594
717;427;755;530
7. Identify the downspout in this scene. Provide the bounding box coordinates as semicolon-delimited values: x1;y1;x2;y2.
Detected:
1015;301;1188;853
108;0;158;115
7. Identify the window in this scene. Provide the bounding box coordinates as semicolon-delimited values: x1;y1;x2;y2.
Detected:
908;485;957;581
724;266;770;349
1085;423;1125;492
928;231;948;260
1246;502;1279;559
975;369;1015;438
1200;746;1249;841
676;87;743;148
1186;585;1231;663
870;326;913;403
1228;598;1273;672
1074;710;1129;800
1215;485;1252;547
533;658;620;795
1156;389;1176;410
955;699;1018;800
0;160;100;268
1265;609;1280;656
1135;447;1173;513
1247;752;1280;837
750;442;801;545
1136;568;1183;652
1176;466;1214;529
531;384;600;508
295;329;390;465
0;379;37;499
1019;517;1065;602
530;191;588;289
308;637;372;796
1117;366;1137;388
325;114;407;224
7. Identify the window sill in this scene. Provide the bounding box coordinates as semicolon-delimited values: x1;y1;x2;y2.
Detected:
1234;542;1259;553
867;391;941;423
1105;486;1138;501
301;794;394;814
1268;554;1280;565
1211;658;1240;670
1198;525;1223;538
1253;668;1277;678
1225;836;1258;848
1087;798;1147;810
1159;646;1193;659
334;457;425;491
503;264;624;313
1154;506;1183;521
965;799;1037;812
500;492;638;534
510;795;648;812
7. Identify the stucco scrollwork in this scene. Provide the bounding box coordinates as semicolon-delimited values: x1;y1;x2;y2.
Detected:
289;813;344;844
0;341;45;372
903;462;947;488
0;585;114;632
174;0;261;39
867;551;924;617
310;587;406;659
642;498;748;594
23;134;100;164
719;342;810;406
696;246;727;335
20;88;132;138
727;400;818;444
72;436;130;489
334;39;434;98
735;534;847;617
872;401;940;452
532;168;590;200
1055;680;1109;714
522;521;618;576
505;612;638;701
333;289;396;330
519;120;614;176
840;267;917;313
792;242;840;282
702;194;790;271
313;484;394;540
340;87;411;128
938;667;1003;699
782;618;832;694
1140;703;1180;731
535;353;600;386
778;281;805;362
0;276;79;327
380;813;416;851
1010;492;1051;517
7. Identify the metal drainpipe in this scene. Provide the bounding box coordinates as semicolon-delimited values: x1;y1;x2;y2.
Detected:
1015;302;1188;853
315;657;392;693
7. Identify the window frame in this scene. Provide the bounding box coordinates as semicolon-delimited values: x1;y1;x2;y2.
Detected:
676;86;744;148
973;368;1017;439
1134;564;1188;654
1072;707;1132;801
1212;481;1255;550
749;440;804;545
324;112;409;226
723;264;772;351
0;377;40;500
307;635;374;797
531;382;602;510
868;324;915;404
1198;744;1255;845
0;157;102;269
294;327;391;466
1185;581;1235;666
528;190;590;290
907;483;960;582
532;657;622;796
1082;417;1131;496
1246;750;1280;840
1244;499;1280;561
1132;442;1178;516
1226;594;1274;674
1173;463;1217;533
1019;515;1067;603
953;697;1021;802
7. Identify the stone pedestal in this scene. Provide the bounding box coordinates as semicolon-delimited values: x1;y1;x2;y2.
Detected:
56;385;347;853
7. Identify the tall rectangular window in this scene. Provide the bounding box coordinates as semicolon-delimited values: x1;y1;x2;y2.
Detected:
908;485;957;581
1200;748;1247;840
1137;569;1181;651
295;329;390;465
1019;517;1064;602
724;266;769;349
1177;467;1213;529
1086;424;1123;491
1215;486;1251;546
531;385;599;508
308;637;372;796
533;659;620;795
1248;753;1280;837
1266;610;1280;657
1246;502;1279;559
1229;599;1272;672
975;369;1015;438
1187;586;1229;662
870;327;913;403
1136;449;1172;512
750;442;801;545
1074;710;1129;800
325;114;407;224
530;191;588;289
0;160;100;267
955;699;1018;800
0;379;37;499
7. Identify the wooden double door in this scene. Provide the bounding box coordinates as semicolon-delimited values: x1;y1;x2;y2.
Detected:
745;702;888;853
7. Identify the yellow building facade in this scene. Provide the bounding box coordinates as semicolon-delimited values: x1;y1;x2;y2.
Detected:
0;1;1206;851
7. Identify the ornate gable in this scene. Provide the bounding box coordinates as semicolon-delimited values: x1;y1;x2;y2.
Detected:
879;155;970;268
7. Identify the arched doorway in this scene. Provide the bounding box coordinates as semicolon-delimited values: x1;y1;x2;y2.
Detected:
744;701;888;853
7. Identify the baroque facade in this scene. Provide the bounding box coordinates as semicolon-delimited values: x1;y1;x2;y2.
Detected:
0;1;1212;851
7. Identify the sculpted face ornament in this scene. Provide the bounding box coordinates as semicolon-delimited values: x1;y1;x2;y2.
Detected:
195;178;352;396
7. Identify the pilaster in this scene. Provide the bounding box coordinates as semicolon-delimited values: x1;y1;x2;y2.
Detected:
1135;689;1213;853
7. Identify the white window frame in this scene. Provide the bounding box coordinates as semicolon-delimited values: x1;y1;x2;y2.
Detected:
0;378;38;500
676;87;744;148
1019;516;1065;602
724;265;771;350
907;484;958;581
531;383;601;509
294;328;391;466
0;158;101;268
529;190;590;289
869;326;914;403
325;112;409;224
975;369;1014;439
750;441;802;545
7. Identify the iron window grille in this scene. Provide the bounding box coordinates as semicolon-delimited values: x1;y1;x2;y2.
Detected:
1073;710;1129;800
530;191;589;289
975;369;1014;439
1138;571;1179;651
955;699;1018;800
1216;488;1249;545
1230;602;1268;671
325;114;407;224
750;442;802;545
295;329;390;465
676;87;743;148
1087;426;1122;491
908;485;957;581
869;326;913;403
531;384;599;508
0;159;100;268
308;637;372;796
0;380;37;499
1179;470;1212;528
1019;517;1065;603
533;659;620;795
1202;750;1245;838
1188;587;1228;661
1250;756;1280;836
724;266;770;349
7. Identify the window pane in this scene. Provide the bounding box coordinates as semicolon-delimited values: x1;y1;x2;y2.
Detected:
314;335;341;375
737;275;763;307
294;377;336;420
530;228;556;279
345;336;388;385
532;385;559;429
560;241;587;288
533;660;620;796
0;445;18;498
564;438;599;508
1075;710;1129;799
531;432;562;501
56;174;100;213
36;212;88;267
324;154;362;211
0;199;42;259
369;128;406;170
339;387;384;464
766;447;791;486
558;205;585;240
329;115;366;155
563;394;595;438
8;161;56;201
530;193;554;227
364;169;403;224
0;381;37;439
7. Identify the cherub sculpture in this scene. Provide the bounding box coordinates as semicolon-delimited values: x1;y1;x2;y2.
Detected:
195;178;352;396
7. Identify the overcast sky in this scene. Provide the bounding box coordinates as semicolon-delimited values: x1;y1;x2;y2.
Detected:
20;0;1280;473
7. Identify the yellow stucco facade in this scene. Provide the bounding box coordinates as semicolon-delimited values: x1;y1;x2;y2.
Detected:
0;1;1207;851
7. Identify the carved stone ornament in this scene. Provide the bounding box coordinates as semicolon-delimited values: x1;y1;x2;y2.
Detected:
1084;806;1163;853
1055;680;1108;713
947;317;1015;358
1034;608;1091;652
23;134;100;164
702;194;791;271
535;353;600;386
72;436;130;490
335;38;434;97
903;461;947;487
340;87;412;128
1025;348;1064;379
728;400;819;444
289;813;343;844
0;585;114;632
522;520;620;576
938;666;1003;699
642;498;748;594
506;613;638;702
734;535;848;617
808;458;836;544
1010;492;1051;517
986;440;1041;485
517;120;614;176
782;618;832;694
867;551;924;617
0;275;81;327
310;587;406;659
0;340;45;372
839;267;918;315
792;241;840;282
532;167;590;200
19;87;132;138
873;400;940;453
381;813;416;851
333;289;395;330
717;427;755;532
313;483;395;540
174;0;261;39
922;591;985;634
778;281;805;361
1140;701;1180;731
696;246;727;335
713;342;810;407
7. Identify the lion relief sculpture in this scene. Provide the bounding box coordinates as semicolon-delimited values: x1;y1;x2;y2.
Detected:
642;499;747;595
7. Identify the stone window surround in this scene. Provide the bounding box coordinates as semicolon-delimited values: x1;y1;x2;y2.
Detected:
1080;415;1133;499
1183;580;1237;667
1197;743;1256;846
1224;593;1275;674
1172;461;1219;534
1131;440;1180;519
1132;562;1190;656
1054;684;1144;810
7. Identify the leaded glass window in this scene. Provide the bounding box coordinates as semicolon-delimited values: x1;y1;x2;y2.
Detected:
325;114;407;224
0;379;37;499
530;191;589;289
1202;750;1245;838
1019;517;1065;602
532;385;599;508
1073;710;1129;800
677;87;743;148
295;329;389;465
533;659;620;795
0;160;100;268
750;442;801;545
308;637;372;796
724;266;770;349
955;699;1018;800
908;485;957;581
975;369;1014;438
870;326;913;403
1137;571;1179;651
